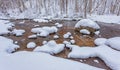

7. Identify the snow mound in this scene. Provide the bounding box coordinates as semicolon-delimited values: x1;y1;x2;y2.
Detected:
27;42;36;48
0;51;104;70
94;38;107;46
53;35;59;39
55;23;63;28
33;40;65;54
75;19;100;29
106;37;120;50
0;36;20;53
33;19;48;23
0;20;14;35
80;29;90;35
63;32;72;38
31;26;58;37
67;44;120;70
12;29;25;36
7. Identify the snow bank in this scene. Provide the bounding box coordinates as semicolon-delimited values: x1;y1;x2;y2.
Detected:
0;20;14;35
89;15;120;24
27;42;36;48
31;26;58;37
0;51;103;70
33;40;65;54
106;37;120;50
67;44;120;70
75;19;100;29
0;36;19;53
12;29;25;37
33;19;48;23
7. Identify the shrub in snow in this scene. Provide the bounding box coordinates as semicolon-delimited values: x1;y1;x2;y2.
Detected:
31;26;58;37
53;35;59;39
27;42;36;48
94;38;107;46
63;32;72;39
105;37;120;50
12;29;25;37
80;29;90;35
74;19;100;36
0;36;20;53
33;40;65;54
0;20;14;35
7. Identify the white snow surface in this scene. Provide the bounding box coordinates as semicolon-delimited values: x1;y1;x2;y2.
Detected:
106;37;120;50
0;36;19;53
67;44;120;70
33;40;65;54
31;26;58;37
28;35;37;39
27;42;36;48
12;29;25;36
0;51;103;70
33;19;48;23
63;32;72;38
80;29;90;35
75;19;100;29
53;35;59;39
0;20;14;35
89;15;120;24
94;38;107;46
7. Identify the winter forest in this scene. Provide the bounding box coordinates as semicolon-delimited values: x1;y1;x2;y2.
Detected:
0;0;120;19
0;0;120;70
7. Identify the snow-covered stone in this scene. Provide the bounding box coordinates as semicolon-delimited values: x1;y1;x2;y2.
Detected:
63;41;71;45
94;38;107;46
75;19;100;29
42;41;48;45
70;40;75;44
27;42;36;48
33;40;65;54
106;37;120;50
63;32;72;38
94;31;100;35
28;35;37;39
93;60;99;63
12;29;25;36
80;29;90;35
31;26;58;37
53;35;59;39
0;36;20;53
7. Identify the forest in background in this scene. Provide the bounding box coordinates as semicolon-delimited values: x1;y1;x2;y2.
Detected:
0;0;120;18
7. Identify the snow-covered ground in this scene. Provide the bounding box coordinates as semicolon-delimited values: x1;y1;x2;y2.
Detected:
0;51;103;70
88;15;120;24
